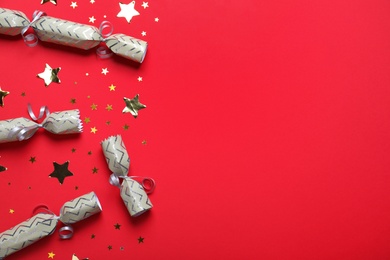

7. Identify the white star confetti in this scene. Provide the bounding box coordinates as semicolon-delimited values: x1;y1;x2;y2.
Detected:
155;17;159;22
117;1;140;23
142;2;149;8
138;76;143;82
141;31;146;36
90;0;95;3
102;68;109;75
70;2;78;8
89;16;96;23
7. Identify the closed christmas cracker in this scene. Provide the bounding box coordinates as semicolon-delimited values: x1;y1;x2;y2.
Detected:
0;8;148;63
101;135;153;217
0;192;102;259
0;109;82;143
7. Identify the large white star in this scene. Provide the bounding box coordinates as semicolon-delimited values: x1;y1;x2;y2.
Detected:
117;1;140;23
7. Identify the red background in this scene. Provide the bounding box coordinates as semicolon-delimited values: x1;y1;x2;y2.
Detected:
1;0;390;259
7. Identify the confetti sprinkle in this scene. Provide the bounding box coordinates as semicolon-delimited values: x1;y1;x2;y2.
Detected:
90;0;95;3
75;186;79;190
29;156;36;163
70;98;77;104
70;2;78;8
141;31;146;36
108;84;116;91
90;127;98;134
114;223;121;230
91;234;95;239
37;64;61;87
49;161;74;184
9;209;14;214
21;92;26;97
92;167;98;174
84;117;91;123
41;0;57;5
108;245;112;250
89;16;96;23
155;17;159;22
88;151;92;155
138;236;144;243
142;2;149;8
48;251;55;259
101;68;109;75
71;148;76;153
106;121;111;125
122;94;146;118
137;76;143;82
91;103;98;110
142;140;147;145
105;104;113;111
0;87;10;107
117;1;140;23
123;124;129;130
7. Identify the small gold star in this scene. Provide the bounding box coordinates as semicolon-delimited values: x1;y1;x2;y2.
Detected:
142;140;147;145
71;148;76;153
29;156;36;163
114;223;121;229
91;234;95;239
106;121;111;125
37;63;61;87
41;0;57;5
109;84;116;91
123;124;129;130
91;127;97;134
21;92;26;97
87;151;92;155
48;251;55;259
84;117;91;123
70;98;76;104
92;167;98;174
9;209;14;214
108;245;112;250
91;103;98;110
122;94;146;118
0;88;10;107
106;104;113;111
138;236;144;243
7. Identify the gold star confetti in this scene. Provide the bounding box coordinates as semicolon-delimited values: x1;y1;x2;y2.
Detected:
48;251;55;259
142;140;147;145
92;167;98;174
37;64;61;87
29;156;36;163
142;2;149;8
9;209;14;214
101;68;109;75
138;236;144;243
108;245;112;250
71;148;76;153
91;103;98;110
106;104;113;111
106;121;111;125
122;94;146;118
84;117;91;123
123;124;129;130
49;161;74;185
41;0;57;5
70;98;76;104
114;223;121;229
70;2;78;8
0;88;10;107
117;1;140;23
109;84;116;91
90;127;98;134
21;92;26;97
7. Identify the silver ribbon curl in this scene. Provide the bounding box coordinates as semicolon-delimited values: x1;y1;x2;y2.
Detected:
109;173;156;194
20;10;45;47
8;104;50;141
96;21;114;59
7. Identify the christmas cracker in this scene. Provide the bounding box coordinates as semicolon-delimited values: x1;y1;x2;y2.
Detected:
0;192;102;259
101;135;153;217
0;108;82;143
0;7;147;63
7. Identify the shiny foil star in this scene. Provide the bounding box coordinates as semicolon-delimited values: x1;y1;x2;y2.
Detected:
48;251;55;259
122;94;146;118
37;64;61;87
49;161;73;184
0;88;10;107
117;1;140;23
41;0;57;5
